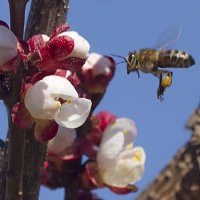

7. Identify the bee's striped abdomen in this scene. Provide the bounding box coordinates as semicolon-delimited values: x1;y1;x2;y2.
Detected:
158;50;195;68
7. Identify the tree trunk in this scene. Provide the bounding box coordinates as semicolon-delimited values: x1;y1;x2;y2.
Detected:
135;107;200;200
0;1;69;200
23;1;69;198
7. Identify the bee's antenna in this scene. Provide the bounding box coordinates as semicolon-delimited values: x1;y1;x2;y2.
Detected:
111;54;129;65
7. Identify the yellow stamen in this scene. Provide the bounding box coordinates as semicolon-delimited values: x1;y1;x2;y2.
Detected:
55;101;61;109
66;99;73;104
122;129;128;135
132;150;142;161
126;143;133;149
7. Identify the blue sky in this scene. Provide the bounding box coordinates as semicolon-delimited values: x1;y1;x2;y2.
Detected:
1;0;200;199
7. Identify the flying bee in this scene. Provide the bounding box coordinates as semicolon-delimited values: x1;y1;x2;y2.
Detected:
112;27;195;100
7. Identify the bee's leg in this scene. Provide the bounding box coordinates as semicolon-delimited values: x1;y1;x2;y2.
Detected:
152;69;171;78
152;69;173;100
136;69;140;78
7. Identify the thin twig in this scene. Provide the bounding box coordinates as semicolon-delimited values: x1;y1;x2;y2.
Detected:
8;0;26;39
5;2;27;197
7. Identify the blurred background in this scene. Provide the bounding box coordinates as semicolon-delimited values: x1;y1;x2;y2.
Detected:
1;0;200;199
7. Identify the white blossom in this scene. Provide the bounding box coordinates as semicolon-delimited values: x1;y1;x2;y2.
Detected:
48;126;76;155
82;53;112;76
58;31;90;60
0;24;18;66
97;118;146;187
24;75;92;128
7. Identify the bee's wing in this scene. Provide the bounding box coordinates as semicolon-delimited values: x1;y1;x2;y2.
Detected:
154;25;182;50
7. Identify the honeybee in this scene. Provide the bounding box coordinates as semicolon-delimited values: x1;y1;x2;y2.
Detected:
112;28;195;100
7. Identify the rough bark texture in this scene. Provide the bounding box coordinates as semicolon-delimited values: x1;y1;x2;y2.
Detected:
22;1;69;199
0;140;5;200
4;69;25;200
8;0;26;40
25;0;69;39
0;1;69;200
3;1;26;199
22;129;47;200
135;107;200;200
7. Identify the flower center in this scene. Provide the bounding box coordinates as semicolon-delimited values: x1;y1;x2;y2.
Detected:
126;143;133;149
66;99;73;104
55;101;62;109
132;150;142;161
122;129;128;135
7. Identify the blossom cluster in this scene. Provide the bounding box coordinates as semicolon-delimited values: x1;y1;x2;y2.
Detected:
42;112;146;195
0;20;146;197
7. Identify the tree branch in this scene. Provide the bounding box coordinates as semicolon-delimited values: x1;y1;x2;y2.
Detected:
22;1;70;199
4;70;24;200
22;130;47;200
135;107;200;200
0;140;6;200
3;1;26;198
25;0;69;39
8;0;26;39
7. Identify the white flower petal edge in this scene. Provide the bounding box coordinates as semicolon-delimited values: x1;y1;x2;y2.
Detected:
25;75;80;121
97;118;145;187
42;75;78;99
82;53;112;76
97;118;137;168
48;126;76;155
59;31;90;59
102;147;145;187
0;26;18;66
97;128;124;169
54;97;92;128
42;34;50;42
101;118;137;147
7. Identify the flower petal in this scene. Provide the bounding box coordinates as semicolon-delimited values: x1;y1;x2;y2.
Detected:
82;53;112;76
119;147;146;164
103;147;145;187
24;75;78;120
99;147;145;187
102;154;145;188
102;118;137;147
97;118;137;168
116;147;146;186
41;75;78;99
108;184;138;194
11;102;34;129
0;26;18;66
27;34;49;52
97;129;124;169
50;23;70;38
54;98;92;128
0;25;17;49
48;127;76;155
59;31;90;59
34;120;58;142
96;117;146;187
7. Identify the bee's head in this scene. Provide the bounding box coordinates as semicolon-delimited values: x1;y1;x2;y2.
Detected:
127;52;139;75
111;53;140;77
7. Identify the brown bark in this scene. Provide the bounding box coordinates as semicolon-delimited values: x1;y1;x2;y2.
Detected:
3;1;26;199
22;1;70;199
0;1;69;200
135;107;200;200
0;140;5;200
8;0;26;40
4;70;24;200
25;0;69;39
